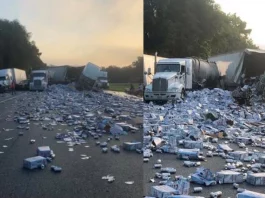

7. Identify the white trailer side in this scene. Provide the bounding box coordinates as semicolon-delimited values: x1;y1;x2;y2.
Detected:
12;68;27;84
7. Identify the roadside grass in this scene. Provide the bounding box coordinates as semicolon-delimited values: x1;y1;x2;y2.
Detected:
109;83;139;92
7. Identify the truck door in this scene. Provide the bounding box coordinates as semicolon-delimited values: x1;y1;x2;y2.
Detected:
181;65;186;87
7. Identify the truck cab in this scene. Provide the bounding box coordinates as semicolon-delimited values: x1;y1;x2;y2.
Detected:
29;70;49;91
144;59;192;103
0;69;14;92
97;76;109;89
0;74;12;91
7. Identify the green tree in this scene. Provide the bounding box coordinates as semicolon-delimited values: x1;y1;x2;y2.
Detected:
0;19;45;71
144;0;259;59
105;56;143;83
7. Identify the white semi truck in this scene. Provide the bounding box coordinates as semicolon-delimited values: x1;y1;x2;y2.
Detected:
29;70;49;91
0;68;27;92
144;57;220;103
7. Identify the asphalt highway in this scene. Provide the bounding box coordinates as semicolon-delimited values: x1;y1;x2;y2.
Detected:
0;91;143;198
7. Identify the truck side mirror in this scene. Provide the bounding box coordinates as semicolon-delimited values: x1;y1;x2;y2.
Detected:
147;68;152;75
181;65;185;74
186;67;190;75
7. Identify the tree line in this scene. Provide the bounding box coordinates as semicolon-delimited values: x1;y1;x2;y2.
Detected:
103;56;143;83
144;0;259;59
64;56;143;84
0;19;46;74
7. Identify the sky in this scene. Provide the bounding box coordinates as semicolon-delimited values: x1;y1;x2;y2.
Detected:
0;0;143;66
215;0;265;50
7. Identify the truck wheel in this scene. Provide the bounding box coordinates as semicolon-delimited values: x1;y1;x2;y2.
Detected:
144;99;150;103
143;95;149;103
181;89;186;99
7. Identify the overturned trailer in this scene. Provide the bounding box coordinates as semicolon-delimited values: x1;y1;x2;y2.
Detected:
77;62;109;90
208;49;265;89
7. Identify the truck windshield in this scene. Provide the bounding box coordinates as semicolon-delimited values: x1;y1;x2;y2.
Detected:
32;73;46;78
156;64;180;72
30;73;46;81
0;76;6;81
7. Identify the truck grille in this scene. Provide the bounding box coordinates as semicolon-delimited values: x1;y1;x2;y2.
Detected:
34;80;41;86
152;78;168;92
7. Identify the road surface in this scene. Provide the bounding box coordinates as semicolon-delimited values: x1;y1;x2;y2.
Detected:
0;91;143;198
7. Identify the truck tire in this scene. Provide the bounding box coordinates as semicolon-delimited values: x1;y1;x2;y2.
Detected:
181;89;186;100
143;98;150;103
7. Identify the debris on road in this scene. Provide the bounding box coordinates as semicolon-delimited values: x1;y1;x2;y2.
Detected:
111;145;120;153
123;141;142;151
191;168;216;186
30;139;35;144
2;128;14;132
18;132;24;136
210;191;222;198
150;185;178;198
216;170;245;184
125;181;134;185
12;85;142;160
37;146;52;157
193;187;203;193
51;165;62;173
23;156;47;170
102;175;115;183
237;190;265;198
144;87;265;196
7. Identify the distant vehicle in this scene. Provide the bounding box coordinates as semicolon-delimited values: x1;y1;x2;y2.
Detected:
0;68;27;92
29;70;49;91
23;156;47;170
97;71;109;89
